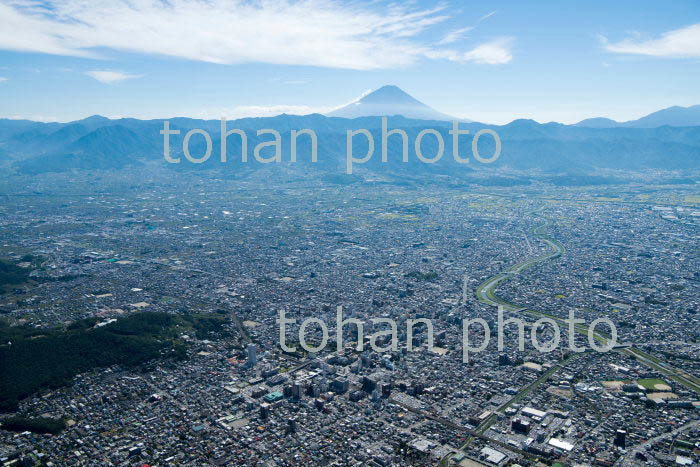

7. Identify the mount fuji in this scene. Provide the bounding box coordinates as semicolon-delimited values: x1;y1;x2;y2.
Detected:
327;85;462;121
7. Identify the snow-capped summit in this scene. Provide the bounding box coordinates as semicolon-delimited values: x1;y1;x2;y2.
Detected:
327;85;460;121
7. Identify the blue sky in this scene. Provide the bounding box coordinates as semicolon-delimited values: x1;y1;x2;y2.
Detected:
0;0;699;124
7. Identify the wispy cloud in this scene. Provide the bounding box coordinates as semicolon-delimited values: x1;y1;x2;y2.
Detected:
460;37;513;64
479;11;497;22
195;104;333;119
429;37;514;65
85;70;141;84
0;0;513;69
437;27;473;45
603;23;700;58
7;114;59;122
0;77;7;83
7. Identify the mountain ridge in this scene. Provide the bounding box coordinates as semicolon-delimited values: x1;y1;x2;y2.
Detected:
576;104;700;128
1;113;699;176
1;85;699;178
3;90;698;128
327;85;460;121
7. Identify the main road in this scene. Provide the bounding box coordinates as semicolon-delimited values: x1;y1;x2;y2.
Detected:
473;216;700;393
452;212;700;465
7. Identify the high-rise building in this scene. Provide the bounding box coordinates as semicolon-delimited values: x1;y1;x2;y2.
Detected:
361;376;377;393
331;378;349;394
614;429;626;448
259;403;270;419
292;381;302;400
512;418;531;434
247;343;257;367
308;384;320;398
381;382;392;399
314;398;325;411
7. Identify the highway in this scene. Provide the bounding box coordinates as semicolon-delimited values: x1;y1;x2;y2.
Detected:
474;219;565;310
474;216;700;394
455;214;700;461
615;419;700;467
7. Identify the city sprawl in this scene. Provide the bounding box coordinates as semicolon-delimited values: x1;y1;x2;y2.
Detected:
1;171;699;466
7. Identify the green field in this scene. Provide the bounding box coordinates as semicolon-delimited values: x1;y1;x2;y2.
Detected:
638;378;668;390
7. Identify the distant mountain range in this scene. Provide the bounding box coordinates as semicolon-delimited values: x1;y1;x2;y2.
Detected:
576;105;700;128
0;86;698;183
329;85;700;128
328;85;458;121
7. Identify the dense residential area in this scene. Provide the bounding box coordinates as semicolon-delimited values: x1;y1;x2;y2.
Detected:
0;172;698;466
2;3;700;464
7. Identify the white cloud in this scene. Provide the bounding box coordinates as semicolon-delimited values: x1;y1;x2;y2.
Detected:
0;3;97;58
194;104;333;120
437;27;473;45
478;11;497;22
604;23;700;58
0;77;7;83
428;37;514;65
7;114;60;122
460;37;513;64
0;0;512;69
85;70;141;84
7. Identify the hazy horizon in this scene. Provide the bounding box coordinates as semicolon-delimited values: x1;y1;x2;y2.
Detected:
1;1;700;124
